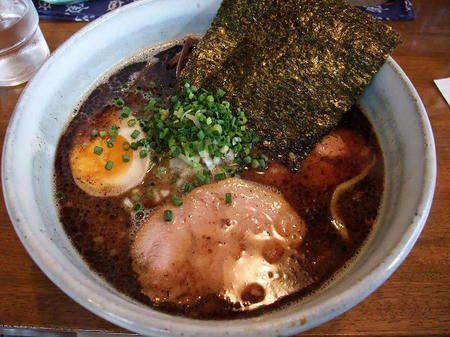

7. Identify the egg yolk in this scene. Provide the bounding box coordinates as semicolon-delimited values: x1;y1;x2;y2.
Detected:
70;135;133;184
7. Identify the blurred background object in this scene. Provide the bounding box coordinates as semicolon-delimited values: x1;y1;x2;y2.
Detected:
31;0;416;22
42;0;90;5
33;0;136;21
0;0;50;86
347;0;388;5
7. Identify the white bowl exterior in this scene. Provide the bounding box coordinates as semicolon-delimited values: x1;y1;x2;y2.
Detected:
2;0;436;336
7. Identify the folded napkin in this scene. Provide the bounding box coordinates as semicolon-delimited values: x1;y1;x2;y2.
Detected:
33;0;415;22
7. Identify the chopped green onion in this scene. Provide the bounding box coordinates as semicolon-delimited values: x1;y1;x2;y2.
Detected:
122;154;130;162
216;89;226;99
159;128;169;139
182;183;194;193
130;130;140;139
252;134;260;143
195;172;210;186
106;139;114;148
105;161;114;171
225;193;232;204
214;173;226;181
193;142;203;153
171;147;181;157
112;97;124;107
160;109;170;120
251;159;260;169
211;124;222;135
122;141;130;151
258;158;266;169
133;203;142;212
121;106;131;118
139;149;148;158
220;145;229;154
93;146;103;155
127;119;136;127
99;131;107;138
164;209;173;221
128;81;262;184
170;195;183;207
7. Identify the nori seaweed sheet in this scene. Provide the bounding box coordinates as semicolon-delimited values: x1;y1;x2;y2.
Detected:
182;0;400;168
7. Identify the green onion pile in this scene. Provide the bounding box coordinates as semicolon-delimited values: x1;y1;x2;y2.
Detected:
131;81;262;170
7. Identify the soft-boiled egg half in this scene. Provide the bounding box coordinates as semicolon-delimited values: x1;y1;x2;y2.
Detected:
69;109;151;197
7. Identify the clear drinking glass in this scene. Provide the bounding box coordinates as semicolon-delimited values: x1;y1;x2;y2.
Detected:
0;0;50;87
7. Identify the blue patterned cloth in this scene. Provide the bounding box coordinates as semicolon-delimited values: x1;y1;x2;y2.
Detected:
361;0;415;20
32;0;415;22
33;0;137;21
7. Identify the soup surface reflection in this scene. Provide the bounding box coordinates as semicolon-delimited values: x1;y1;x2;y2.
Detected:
54;42;384;319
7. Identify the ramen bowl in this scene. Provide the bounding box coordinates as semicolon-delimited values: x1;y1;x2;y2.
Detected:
1;0;436;336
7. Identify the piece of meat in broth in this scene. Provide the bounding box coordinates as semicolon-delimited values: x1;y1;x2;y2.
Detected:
131;178;306;307
297;128;372;191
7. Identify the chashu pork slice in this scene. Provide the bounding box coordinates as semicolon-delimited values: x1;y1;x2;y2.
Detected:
131;177;306;308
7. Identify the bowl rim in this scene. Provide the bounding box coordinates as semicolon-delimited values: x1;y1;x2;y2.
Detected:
2;0;437;336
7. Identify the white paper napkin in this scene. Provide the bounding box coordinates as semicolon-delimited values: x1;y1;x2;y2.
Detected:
434;78;450;106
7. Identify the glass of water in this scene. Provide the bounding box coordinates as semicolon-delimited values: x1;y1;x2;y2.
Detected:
0;0;50;87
